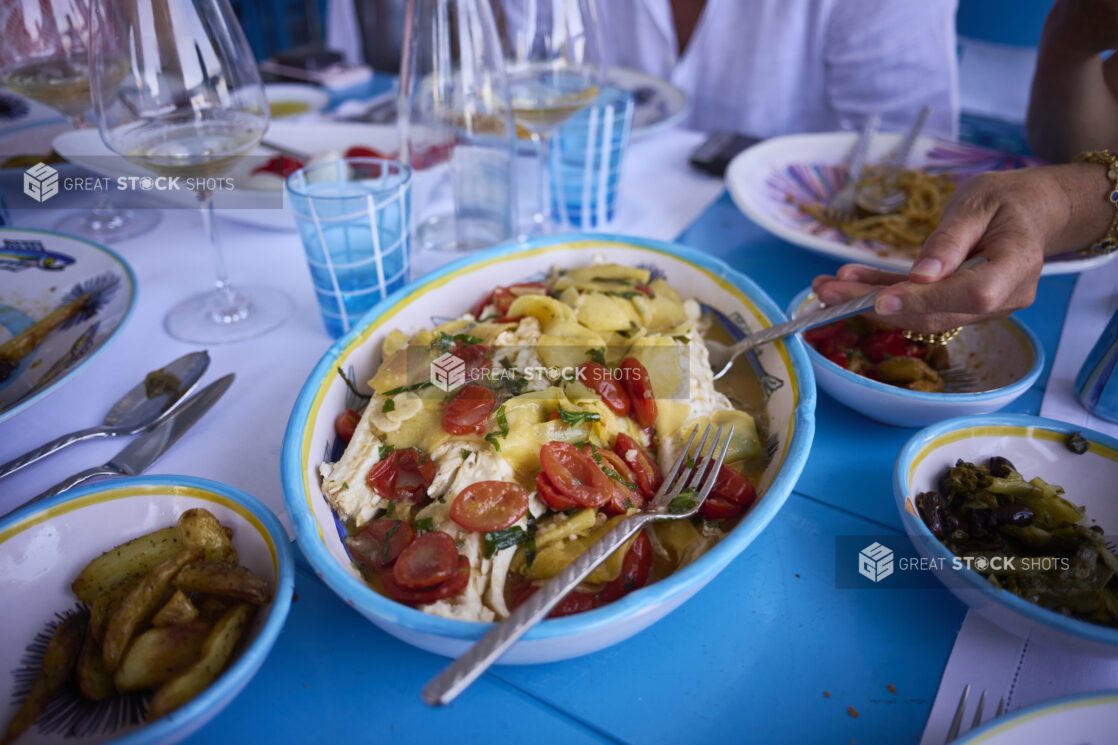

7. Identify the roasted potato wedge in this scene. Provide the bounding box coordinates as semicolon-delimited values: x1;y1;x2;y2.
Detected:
151;590;199;627
177;509;238;564
76;632;114;701
1;612;86;745
196;595;234;624
90;576;141;642
173;562;270;604
102;549;202;671
148;604;254;718
114;621;211;692
71;527;182;604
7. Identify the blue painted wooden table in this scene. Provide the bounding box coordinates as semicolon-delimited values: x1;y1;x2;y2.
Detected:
184;192;1075;745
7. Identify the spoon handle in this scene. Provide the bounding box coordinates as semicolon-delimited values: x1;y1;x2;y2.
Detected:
0;426;108;480
885;105;931;184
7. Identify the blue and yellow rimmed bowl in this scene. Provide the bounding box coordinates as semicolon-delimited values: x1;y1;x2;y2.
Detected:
788;288;1044;428
280;233;817;663
894;414;1118;656
0;476;294;745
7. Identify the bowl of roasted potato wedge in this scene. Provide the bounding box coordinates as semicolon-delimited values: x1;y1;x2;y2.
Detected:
0;475;294;745
896;414;1118;656
787;288;1043;428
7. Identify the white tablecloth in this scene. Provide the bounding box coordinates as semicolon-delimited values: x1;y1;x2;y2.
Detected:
0;126;724;529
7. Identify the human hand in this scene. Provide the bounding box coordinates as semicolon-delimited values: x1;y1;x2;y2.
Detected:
811;169;1076;332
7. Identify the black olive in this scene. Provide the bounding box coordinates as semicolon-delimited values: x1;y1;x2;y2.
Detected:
987;456;1016;477
1066;432;1089;455
916;491;946;539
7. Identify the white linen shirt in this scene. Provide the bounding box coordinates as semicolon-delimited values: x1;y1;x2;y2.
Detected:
597;0;959;138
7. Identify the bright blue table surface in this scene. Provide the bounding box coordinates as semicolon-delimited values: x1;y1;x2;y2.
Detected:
185;191;1075;745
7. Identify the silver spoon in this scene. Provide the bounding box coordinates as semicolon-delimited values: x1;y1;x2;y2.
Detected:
705;256;987;380
0;351;210;480
856;106;931;215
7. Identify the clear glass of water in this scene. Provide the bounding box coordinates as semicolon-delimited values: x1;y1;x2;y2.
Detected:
287;158;412;338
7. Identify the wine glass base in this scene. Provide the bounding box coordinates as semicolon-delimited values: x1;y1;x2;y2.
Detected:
163;285;293;344
53;209;161;243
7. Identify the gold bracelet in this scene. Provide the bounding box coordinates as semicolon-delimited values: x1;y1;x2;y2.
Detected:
1075;150;1118;255
902;327;962;346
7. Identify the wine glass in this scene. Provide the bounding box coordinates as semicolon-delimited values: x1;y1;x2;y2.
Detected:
0;0;159;241
494;0;607;234
89;0;292;344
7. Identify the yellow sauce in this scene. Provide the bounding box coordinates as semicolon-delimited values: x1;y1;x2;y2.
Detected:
269;100;311;118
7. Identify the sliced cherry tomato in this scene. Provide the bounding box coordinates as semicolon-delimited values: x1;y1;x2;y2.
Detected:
582;444;643;515
825;351;849;369
442;384;496;435
633;283;654;297
453;343;491;386
803;320;844;345
598;531;653;603
345;145;392;159
613;433;663;499
345;519;414;570
536;472;579;510
410;141;456;170
450;480;529;532
540;441;612;508
712;465;757;507
860;329;911;362
699;495;743;520
510;581;600;617
366;449;436;502
382;555;470;605
334;409;360;441
251;154;304;178
392;531;458;588
618;357;657;428
577;361;631;416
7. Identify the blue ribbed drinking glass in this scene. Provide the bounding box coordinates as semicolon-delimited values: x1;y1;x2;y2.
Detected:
1076;307;1118;423
287;158;411;338
549;87;634;229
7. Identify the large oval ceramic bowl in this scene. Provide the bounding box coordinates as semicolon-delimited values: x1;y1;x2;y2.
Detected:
788;288;1043;428
954;689;1118;744
281;233;816;663
895;414;1118;656
0;476;295;745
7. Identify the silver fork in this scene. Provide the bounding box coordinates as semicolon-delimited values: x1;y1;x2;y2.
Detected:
422;423;735;706
825;113;880;222
945;685;1005;743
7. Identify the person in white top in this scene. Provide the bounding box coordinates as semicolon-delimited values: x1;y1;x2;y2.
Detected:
597;0;959;138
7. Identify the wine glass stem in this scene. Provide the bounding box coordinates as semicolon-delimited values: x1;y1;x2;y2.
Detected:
197;189;249;324
534;131;553;229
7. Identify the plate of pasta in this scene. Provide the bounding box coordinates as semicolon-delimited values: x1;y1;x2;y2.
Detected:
281;234;816;663
725;131;1118;276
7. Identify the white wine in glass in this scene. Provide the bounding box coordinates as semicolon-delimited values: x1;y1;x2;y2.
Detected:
90;0;292;344
0;2;157;241
495;0;606;233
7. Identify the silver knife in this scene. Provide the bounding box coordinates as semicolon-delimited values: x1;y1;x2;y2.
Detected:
10;373;234;513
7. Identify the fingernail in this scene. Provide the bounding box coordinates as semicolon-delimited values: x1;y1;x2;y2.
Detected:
876;295;903;314
818;290;842;306
911;258;943;279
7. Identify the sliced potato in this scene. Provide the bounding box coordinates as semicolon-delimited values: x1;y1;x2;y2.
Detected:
506;295;575;326
177;509;238;564
525;515;635;583
148;604;254;719
90;576;141;642
76;632;114;701
173;563;271;605
196;595;234;624
71;527;181;604
114;621;212;692
535;508;598;549
152;590;200;627
1;612;86;745
102;549;202;671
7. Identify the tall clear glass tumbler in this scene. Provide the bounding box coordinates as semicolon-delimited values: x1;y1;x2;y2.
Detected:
287;158;412;338
397;0;517;254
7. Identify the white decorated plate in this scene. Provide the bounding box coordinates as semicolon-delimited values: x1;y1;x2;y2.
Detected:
725;131;1117;276
0;228;136;424
954;690;1118;744
52;122;397;231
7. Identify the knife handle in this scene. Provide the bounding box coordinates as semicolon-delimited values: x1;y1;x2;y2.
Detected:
14;466;123;515
0;426;109;481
